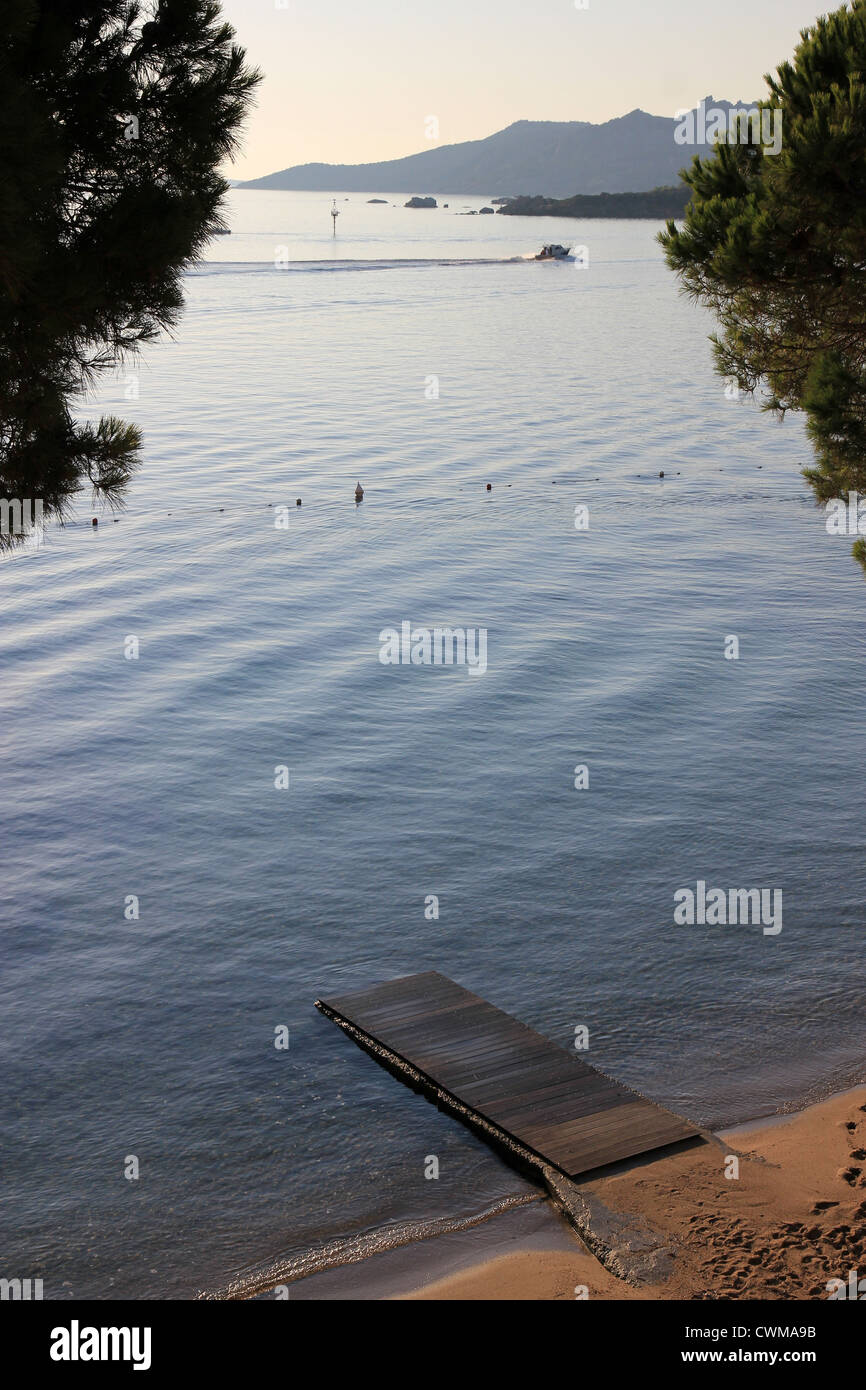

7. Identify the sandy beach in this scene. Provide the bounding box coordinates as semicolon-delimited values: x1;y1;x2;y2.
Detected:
398;1086;866;1300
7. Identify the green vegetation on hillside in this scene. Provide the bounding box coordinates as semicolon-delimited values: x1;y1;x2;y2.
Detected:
499;186;691;219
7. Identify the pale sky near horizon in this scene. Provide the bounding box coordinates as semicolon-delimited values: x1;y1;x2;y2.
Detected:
221;0;828;179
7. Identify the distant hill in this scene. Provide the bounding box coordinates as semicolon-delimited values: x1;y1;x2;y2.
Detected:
499;185;691;219
238;100;754;198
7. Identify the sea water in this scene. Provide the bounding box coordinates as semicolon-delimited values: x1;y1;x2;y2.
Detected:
2;190;865;1298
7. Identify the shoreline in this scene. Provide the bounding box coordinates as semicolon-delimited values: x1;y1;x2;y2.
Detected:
398;1085;866;1300
264;1084;866;1301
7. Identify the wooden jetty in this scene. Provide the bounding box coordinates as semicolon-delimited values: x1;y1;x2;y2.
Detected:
316;972;701;1180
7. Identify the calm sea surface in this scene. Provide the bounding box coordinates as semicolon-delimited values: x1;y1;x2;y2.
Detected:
2;190;865;1298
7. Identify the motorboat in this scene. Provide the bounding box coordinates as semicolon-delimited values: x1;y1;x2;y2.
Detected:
535;243;573;260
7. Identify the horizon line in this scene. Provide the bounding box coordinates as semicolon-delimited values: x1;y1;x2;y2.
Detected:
234;95;758;182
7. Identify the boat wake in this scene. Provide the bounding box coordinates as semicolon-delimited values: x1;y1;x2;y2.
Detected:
189;256;530;276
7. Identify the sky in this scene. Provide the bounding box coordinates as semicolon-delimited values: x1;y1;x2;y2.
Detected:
221;0;828;180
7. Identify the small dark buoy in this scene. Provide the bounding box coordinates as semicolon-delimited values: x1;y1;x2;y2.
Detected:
219;508;224;512
92;517;98;527
659;471;665;478
296;498;302;507
486;483;492;491
355;481;364;502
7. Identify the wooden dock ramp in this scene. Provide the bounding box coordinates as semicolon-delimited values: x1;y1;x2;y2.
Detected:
316;972;701;1180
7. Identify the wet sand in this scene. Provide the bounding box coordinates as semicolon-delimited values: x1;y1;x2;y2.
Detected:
398;1086;866;1300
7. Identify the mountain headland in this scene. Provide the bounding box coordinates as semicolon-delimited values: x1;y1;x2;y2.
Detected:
239;100;754;198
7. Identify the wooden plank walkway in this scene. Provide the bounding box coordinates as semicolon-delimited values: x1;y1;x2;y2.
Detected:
316;971;701;1179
